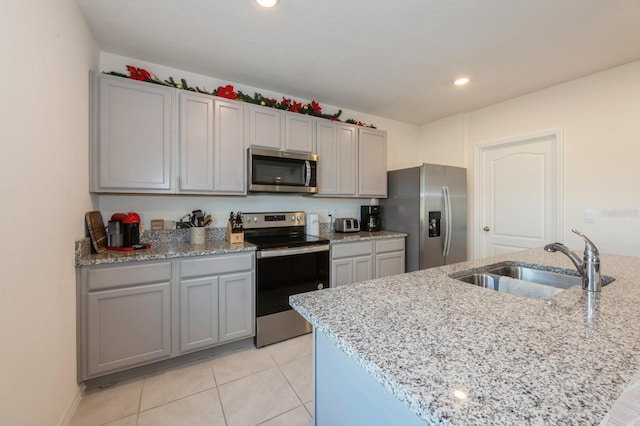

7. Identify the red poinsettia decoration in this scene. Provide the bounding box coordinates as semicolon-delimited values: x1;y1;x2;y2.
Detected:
217;84;237;99
289;101;302;113
310;101;322;114
126;66;151;81
280;97;291;107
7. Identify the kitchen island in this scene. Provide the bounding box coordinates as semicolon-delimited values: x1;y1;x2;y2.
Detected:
290;248;640;425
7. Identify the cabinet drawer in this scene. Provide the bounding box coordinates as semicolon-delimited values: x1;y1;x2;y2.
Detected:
375;238;405;253
87;261;172;292
181;253;254;278
331;241;373;259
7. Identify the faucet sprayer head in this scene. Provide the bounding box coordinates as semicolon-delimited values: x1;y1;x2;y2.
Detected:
544;242;565;252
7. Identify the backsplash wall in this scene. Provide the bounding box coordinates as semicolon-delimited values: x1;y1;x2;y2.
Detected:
98;194;375;230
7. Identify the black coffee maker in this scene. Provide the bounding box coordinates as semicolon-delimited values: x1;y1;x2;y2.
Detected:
361;205;381;232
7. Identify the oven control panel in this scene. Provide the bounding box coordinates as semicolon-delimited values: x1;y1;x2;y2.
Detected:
243;211;305;229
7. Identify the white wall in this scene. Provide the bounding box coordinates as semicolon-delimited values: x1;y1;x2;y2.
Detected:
98;53;420;224
0;1;98;425
417;113;466;169
418;60;640;256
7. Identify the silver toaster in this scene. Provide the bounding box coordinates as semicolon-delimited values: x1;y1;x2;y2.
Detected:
334;218;360;233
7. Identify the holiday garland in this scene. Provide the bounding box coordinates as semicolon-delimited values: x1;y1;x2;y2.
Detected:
105;66;376;128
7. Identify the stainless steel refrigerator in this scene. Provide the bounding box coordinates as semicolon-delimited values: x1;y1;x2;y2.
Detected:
381;164;467;271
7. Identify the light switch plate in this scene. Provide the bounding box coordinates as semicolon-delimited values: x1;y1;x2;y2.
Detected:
583;209;595;223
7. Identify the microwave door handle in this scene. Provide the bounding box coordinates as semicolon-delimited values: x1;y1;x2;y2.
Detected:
305;160;311;187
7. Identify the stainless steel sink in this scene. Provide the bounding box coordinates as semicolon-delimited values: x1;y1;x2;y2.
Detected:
450;263;615;298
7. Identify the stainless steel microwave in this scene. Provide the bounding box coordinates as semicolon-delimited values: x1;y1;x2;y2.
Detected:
248;148;318;193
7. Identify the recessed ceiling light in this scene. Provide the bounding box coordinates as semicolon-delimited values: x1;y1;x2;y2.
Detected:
453;77;470;86
255;0;279;7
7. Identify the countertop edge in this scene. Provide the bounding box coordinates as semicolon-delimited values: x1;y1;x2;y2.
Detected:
289;297;444;424
290;249;640;425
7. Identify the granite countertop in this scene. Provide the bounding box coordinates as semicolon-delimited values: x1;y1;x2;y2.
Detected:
75;229;406;266
290;248;640;425
75;239;256;266
322;230;407;243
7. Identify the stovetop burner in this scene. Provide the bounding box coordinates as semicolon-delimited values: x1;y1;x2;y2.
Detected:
244;232;329;250
242;211;329;250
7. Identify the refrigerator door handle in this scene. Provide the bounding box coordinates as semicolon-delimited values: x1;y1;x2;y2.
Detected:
443;186;452;257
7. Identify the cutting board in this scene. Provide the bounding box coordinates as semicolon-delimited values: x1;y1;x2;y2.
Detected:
85;211;107;254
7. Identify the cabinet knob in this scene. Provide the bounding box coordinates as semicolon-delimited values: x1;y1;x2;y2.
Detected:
483;226;491;232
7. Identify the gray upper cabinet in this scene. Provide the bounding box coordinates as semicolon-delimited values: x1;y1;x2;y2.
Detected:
246;104;282;150
284;112;314;153
178;93;245;194
179;92;215;192
93;75;246;195
316;121;357;196
213;99;246;194
94;75;173;193
92;75;387;197
358;128;388;198
246;104;314;153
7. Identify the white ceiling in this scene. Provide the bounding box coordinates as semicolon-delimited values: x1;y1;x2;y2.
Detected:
76;0;640;125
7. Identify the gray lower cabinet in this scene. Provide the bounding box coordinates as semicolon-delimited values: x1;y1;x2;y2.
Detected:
331;241;374;287
81;261;172;378
78;252;255;381
375;239;406;278
179;275;219;352
179;253;254;353
331;238;405;287
219;272;254;341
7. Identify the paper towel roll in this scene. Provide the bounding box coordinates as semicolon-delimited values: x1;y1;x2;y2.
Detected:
306;213;320;236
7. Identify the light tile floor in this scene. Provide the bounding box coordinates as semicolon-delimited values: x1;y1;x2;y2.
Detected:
70;334;313;426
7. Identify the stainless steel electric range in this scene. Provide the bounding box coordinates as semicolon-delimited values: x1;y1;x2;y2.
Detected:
243;211;330;347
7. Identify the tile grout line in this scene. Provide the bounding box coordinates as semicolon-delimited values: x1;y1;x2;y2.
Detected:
210;357;230;426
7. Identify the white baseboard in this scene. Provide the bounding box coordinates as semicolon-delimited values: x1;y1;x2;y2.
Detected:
57;384;85;426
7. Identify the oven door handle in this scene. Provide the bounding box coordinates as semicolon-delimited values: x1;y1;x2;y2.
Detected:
256;244;329;259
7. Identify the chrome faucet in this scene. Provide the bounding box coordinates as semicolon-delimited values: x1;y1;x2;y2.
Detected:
544;229;602;292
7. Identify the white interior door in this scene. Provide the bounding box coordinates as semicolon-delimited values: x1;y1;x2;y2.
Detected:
477;132;562;257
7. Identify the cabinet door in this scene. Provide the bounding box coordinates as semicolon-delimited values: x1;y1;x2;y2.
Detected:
316;121;337;194
213;99;246;194
331;258;353;287
219;271;254;342
179;93;214;192
247;104;282;150
336;124;357;195
358;128;387;197
87;282;171;376
353;255;374;283
179;276;219;353
285;112;314;153
376;252;405;278
97;76;173;192
316;122;357;196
